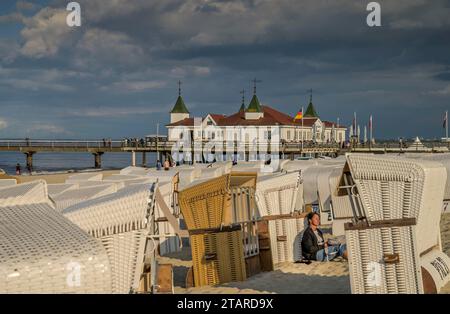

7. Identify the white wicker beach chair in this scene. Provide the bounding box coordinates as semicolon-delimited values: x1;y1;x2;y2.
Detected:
52;184;117;212
0;180;50;206
342;154;449;294
65;172;103;183
255;172;301;217
47;183;79;198
0;179;16;188
64;183;177;293
120;166;151;176
0;181;112;293
268;217;305;264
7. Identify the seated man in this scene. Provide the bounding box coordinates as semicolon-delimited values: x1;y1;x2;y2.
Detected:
301;212;348;261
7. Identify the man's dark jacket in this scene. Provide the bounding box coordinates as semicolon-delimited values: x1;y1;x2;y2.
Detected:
301;226;324;260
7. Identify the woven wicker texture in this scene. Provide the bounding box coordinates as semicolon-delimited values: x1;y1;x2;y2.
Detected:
255;172;301;216
0;179;16;187
405;154;450;201
63;184;151;237
0;200;112;293
346;154;446;254
120;166;152;176
99;230;148;293
346;225;422;294
190;230;246;287
47;183;79;198
0;180;50;206
64;183;158;293
178;174;231;230
52;184;117;212
65;172;103;183
268;218;305;264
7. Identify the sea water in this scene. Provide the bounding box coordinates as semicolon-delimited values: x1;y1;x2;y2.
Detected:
0;152;158;175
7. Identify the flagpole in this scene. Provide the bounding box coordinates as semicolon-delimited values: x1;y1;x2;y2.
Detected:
369;114;373;149
446;110;448;141
301;106;304;152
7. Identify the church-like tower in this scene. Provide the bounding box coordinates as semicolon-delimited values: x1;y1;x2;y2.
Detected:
170;82;190;123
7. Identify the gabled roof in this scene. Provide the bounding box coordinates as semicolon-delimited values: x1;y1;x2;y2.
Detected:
208;114;226;124
166;118;194;127
167;105;347;129
170;96;189;114
246;95;262;113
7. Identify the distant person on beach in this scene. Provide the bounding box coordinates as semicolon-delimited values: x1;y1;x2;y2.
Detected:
15;163;21;175
156;160;162;171
301;212;347;261
163;159;170;171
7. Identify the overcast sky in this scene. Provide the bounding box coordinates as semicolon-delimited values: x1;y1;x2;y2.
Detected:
0;0;449;139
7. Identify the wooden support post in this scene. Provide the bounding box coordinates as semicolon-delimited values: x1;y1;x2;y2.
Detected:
131;151;136;167
93;152;104;169
24;152;35;171
142;152;147;167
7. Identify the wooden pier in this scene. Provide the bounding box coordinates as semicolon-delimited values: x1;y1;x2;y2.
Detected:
0;139;447;169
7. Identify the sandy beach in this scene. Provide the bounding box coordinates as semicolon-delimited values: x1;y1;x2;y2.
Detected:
158;239;351;294
2;169;450;294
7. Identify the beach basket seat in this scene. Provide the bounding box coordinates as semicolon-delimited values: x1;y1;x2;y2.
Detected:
302;166;322;206
229;172;260;258
64;184;159;293
406;154;450;202
198;167;224;180
346;220;423;294
154;182;182;256
255;172;301;217
0;179;16;188
190;228;246;287
65;172;103;183
99;230;149;293
0;180;50;206
47;183;79;198
52;184;117;212
269;217;305;264
328;166;353;236
63;184;152;237
342;154;450;294
177;168;202;187
0;198;112;293
317;166;337;214
257;215;305;267
120;166;151;176
281;159;319;173
178;174;232;230
441;212;450;258
75;180;126;190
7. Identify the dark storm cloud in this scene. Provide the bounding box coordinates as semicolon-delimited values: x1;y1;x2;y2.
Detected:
0;0;449;138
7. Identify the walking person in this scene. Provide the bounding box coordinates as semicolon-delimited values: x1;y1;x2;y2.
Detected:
15;163;21;175
163;159;170;171
156;160;162;171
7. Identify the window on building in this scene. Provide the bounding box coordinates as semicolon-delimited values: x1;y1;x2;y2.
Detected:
212;132;215;140
287;130;291;140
